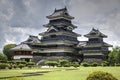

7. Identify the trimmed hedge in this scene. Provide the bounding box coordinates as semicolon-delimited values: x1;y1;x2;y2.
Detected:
82;62;90;67
27;62;35;68
0;63;8;69
45;61;58;67
91;62;98;67
59;59;69;67
18;64;25;69
102;61;109;66
86;71;118;80
72;62;79;68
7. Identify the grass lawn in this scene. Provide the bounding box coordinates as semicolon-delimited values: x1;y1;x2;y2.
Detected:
0;67;120;80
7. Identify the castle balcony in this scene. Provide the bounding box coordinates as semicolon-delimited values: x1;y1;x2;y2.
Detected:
79;50;109;53
33;48;75;53
41;37;78;43
40;40;78;46
40;31;80;37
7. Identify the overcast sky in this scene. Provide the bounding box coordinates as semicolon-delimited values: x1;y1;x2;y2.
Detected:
0;0;120;53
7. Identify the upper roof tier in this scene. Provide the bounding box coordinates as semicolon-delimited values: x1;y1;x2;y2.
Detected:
47;7;74;20
22;35;41;44
84;28;107;38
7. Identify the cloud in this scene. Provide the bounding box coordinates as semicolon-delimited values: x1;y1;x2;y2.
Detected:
0;0;120;53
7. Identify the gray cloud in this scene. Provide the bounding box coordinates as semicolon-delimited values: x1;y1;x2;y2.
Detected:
0;0;120;53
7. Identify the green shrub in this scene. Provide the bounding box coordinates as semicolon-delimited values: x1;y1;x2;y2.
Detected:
13;60;27;65
27;62;35;65
8;64;12;69
45;61;58;67
59;59;69;67
91;62;98;67
27;62;35;68
86;71;118;80
0;63;8;69
72;62;79;68
82;62;90;67
102;61;109;66
116;64;120;66
18;64;25;69
57;64;62;67
63;63;71;67
13;64;17;69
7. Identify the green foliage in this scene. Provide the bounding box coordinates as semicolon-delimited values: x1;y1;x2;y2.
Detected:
86;71;118;80
18;64;25;69
0;54;8;62
63;63;71;67
108;47;120;65
91;62;98;67
45;61;58;67
13;60;27;65
71;62;79;68
27;62;35;68
102;61;109;66
0;63;8;69
116;64;120;66
3;44;16;60
27;62;35;65
8;64;12;69
59;59;69;67
82;62;90;67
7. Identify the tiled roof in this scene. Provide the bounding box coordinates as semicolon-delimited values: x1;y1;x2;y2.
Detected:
22;35;41;44
77;41;87;47
11;43;32;51
84;28;107;38
47;7;74;19
77;41;112;47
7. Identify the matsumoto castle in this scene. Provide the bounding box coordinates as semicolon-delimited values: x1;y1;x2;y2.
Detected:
11;7;112;64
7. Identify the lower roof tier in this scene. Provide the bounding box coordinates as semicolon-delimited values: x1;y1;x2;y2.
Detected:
39;31;81;38
33;48;76;53
31;40;78;46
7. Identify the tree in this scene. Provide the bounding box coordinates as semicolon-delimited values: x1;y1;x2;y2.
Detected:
45;61;58;67
3;44;16;60
116;49;120;64
108;47;120;65
0;54;7;62
59;59;69;67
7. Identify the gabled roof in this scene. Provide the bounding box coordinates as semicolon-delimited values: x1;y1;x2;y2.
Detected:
84;28;107;38
47;7;74;20
77;41;87;47
43;22;77;29
47;26;58;32
11;43;32;51
77;41;112;48
22;35;41;44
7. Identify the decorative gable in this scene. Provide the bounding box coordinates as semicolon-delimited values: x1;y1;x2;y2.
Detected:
47;26;58;32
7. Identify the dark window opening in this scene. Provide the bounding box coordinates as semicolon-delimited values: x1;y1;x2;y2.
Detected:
50;35;57;38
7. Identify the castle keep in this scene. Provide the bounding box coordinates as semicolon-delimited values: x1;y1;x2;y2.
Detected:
11;8;112;64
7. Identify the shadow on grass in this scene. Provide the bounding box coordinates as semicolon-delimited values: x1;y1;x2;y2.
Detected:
0;71;51;79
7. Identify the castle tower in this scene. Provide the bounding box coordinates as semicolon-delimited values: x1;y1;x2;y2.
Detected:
78;28;112;63
34;7;81;62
